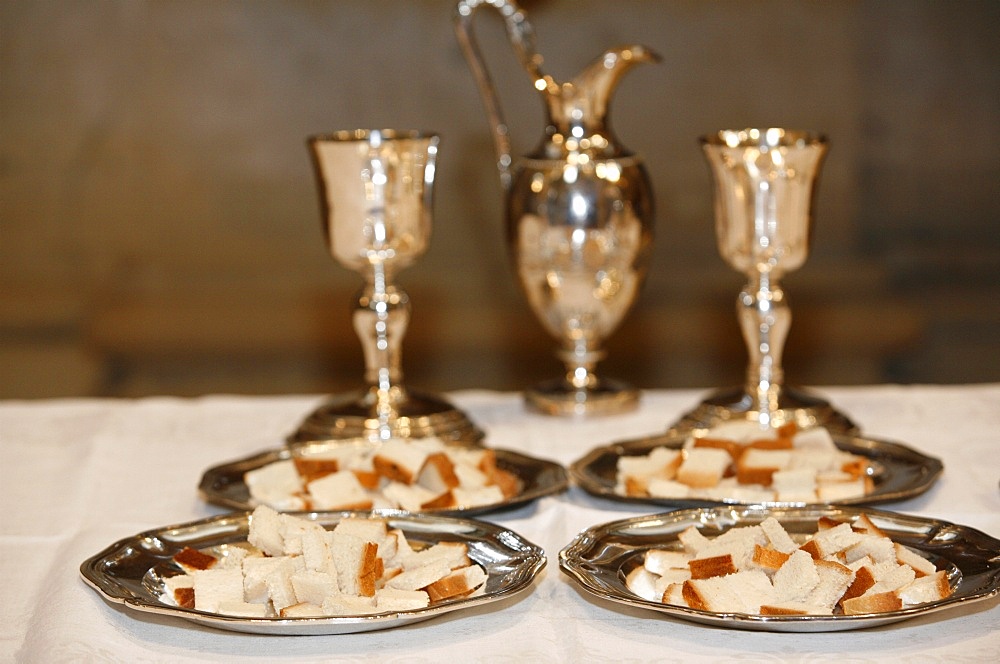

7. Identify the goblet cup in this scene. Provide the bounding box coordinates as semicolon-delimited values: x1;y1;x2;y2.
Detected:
673;128;856;433
290;129;482;444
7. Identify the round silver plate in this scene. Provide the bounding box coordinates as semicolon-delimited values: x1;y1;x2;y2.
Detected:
570;431;943;508
81;510;546;635
559;505;1000;632
199;446;568;515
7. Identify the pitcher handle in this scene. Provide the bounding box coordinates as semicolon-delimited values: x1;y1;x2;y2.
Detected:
454;0;550;192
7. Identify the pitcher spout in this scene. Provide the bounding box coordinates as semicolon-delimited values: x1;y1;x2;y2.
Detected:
536;45;660;159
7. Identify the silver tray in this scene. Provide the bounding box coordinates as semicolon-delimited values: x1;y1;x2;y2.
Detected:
81;510;546;635
199;446;568;516
570;431;942;508
559;506;1000;632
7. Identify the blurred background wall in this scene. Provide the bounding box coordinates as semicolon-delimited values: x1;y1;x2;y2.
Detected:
2;0;998;400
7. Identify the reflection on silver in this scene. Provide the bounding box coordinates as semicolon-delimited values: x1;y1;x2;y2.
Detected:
455;0;657;415
199;445;569;516
569;431;943;509
559;506;1000;632
81;510;546;635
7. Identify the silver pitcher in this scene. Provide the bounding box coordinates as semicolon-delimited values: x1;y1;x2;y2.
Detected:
454;0;659;415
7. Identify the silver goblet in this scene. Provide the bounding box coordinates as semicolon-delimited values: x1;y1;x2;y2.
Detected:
673;128;856;433
290;129;483;444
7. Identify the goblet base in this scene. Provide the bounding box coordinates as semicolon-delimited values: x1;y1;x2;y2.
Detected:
669;385;858;435
288;389;484;445
525;377;640;417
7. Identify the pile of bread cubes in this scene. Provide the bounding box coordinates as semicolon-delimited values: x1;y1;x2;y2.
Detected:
163;505;488;618
246;437;520;512
626;513;952;616
616;423;874;503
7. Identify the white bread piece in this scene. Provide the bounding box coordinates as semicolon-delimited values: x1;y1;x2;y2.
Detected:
841;590;902;615
164;573;195;594
425;564;487;602
216;600;269;618
661;582;687;607
192;567;246;613
388;528;417;562
683;570;773;613
843;533;897;564
375;587;431;611
682;575;744;612
694;480;775;503
750;544;791;573
771;468;818;503
331;532;379;596
676;447;731;488
334;517;388;546
402;541;471;571
245;460;304;507
688;554;738;579
453;462;489;489
678;525;713;556
386;558;453;592
694;524;766;571
216;544;253;570
382;481;438;511
799;522;864;559
646;478;691;498
791;427;838;452
279;512;327;556
321;594;377;616
759;516;799;554
806;559;854;609
736;448;791;485
727;569;777;613
279;602;326;618
653;569;693;598
417;452;460;494
816;478;869;502
772;549;820;603
247;504;285;557
307;470;374;510
372;439;430;485
290;569;338;607
617;447;683;480
300;528;337;583
241;555;288;604
644;549;692;576
864;563;916;596
894;542;938;577
897;569;950;606
787;449;839;472
451;485;504;508
626;566;660;601
264;556;304;612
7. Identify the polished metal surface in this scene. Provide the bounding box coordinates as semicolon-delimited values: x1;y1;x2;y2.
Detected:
570;430;943;509
559;506;1000;632
455;0;657;415
296;129;482;443
673;128;855;433
198;444;569;515
80;510;546;635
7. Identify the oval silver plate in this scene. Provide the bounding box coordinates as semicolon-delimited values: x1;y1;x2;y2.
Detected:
199;446;568;515
81;510;546;635
559;506;1000;632
570;431;943;508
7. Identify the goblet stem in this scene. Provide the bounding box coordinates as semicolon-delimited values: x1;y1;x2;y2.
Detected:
738;272;790;428
353;264;409;432
557;344;605;391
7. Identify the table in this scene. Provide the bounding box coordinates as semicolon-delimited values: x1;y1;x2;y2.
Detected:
2;385;999;662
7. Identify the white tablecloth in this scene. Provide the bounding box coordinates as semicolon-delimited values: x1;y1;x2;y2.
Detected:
2;385;999;662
